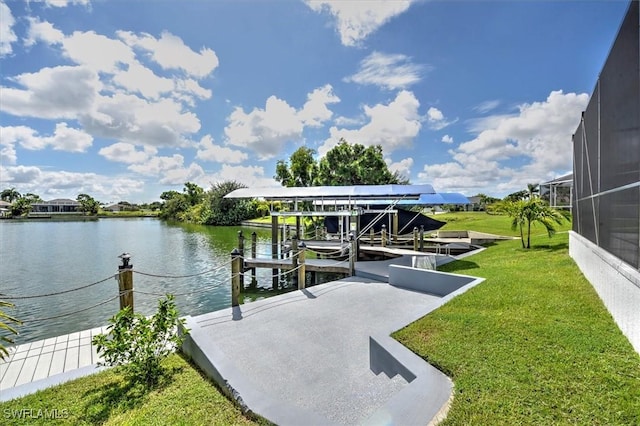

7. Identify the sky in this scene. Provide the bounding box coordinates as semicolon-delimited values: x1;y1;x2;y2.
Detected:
0;0;632;204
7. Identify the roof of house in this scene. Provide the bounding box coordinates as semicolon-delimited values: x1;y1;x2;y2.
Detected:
31;199;80;206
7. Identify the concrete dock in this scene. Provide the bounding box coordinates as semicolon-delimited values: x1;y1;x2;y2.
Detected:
183;268;483;425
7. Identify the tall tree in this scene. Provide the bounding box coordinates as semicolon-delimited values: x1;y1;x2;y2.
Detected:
1;188;21;203
10;193;42;217
183;182;205;206
275;147;318;187
316;139;405;186
526;183;540;200
77;193;99;215
204;180;258;226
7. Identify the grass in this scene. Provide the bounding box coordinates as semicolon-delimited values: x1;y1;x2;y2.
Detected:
394;213;640;425
3;212;638;424
430;210;523;236
0;354;268;425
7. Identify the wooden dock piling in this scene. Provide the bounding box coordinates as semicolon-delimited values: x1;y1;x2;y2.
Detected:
231;248;241;307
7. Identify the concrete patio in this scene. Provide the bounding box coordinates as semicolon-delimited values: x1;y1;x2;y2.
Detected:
183;269;483;425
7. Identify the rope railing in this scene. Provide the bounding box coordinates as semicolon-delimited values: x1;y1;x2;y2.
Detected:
132;273;241;297
132;258;234;279
0;274;117;300
20;294;121;323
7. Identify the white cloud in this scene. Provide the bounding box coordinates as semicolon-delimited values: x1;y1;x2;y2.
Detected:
225;85;339;159
0;0;18;56
0;165;144;201
196;135;248;164
128;154;187;176
319;90;421;156
387;157;413;179
473;99;501;114
333;115;363;127
25;18;65;46
305;0;415;46
419;90;589;195
427;106;457;130
298;85;340;127
2;66;101;119
80;93;200;148
203;164;276;189
441;134;453;144
1;123;93;154
158;162;205;185
344;51;427;90
99;142;156;164
118;30;219;79
7;22;216;151
39;0;91;7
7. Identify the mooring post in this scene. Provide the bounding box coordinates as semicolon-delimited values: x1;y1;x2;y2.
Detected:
393;212;399;243
237;231;245;290
420;225;425;251
349;233;356;276
118;252;134;313
370;228;374;246
413;227;419;251
381;224;387;247
271;215;279;290
250;231;257;288
231;248;241;307
291;235;298;282
298;241;306;289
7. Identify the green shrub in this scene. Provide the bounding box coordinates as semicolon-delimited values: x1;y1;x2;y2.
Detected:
92;294;189;387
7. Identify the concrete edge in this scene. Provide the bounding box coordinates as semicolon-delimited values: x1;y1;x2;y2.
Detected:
366;333;453;426
388;264;481;297
0;364;107;402
180;315;338;426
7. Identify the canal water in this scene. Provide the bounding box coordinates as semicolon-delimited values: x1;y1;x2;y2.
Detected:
0;218;287;344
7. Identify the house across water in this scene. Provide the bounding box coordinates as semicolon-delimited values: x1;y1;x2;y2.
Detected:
29;199;80;217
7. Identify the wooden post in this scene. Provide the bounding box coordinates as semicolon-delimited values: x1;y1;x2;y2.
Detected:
291;235;298;287
370;228;374;246
251;231;257;288
419;225;425;251
298;242;306;289
237;230;245;290
295;217;301;242
393;212;399;243
231;248;241;307
118;253;133;313
413;227;419;251
349;234;356;276
271;215;279;289
381;225;387;247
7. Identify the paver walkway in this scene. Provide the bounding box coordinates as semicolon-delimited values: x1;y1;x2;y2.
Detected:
0;326;106;401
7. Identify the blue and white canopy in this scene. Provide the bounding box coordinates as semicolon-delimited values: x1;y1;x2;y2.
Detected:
224;184;469;205
224;184;436;201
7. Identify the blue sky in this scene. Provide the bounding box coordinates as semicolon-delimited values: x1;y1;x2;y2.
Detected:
0;0;631;203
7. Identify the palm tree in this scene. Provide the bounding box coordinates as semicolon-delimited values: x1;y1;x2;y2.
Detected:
526;183;540;200
0;300;21;360
521;199;567;248
496;198;567;248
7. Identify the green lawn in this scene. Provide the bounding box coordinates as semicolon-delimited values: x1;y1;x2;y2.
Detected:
3;212;638;425
0;354;267;425
394;213;640;425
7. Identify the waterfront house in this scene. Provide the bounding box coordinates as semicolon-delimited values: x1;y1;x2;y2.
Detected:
30;199;81;216
0;200;11;218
